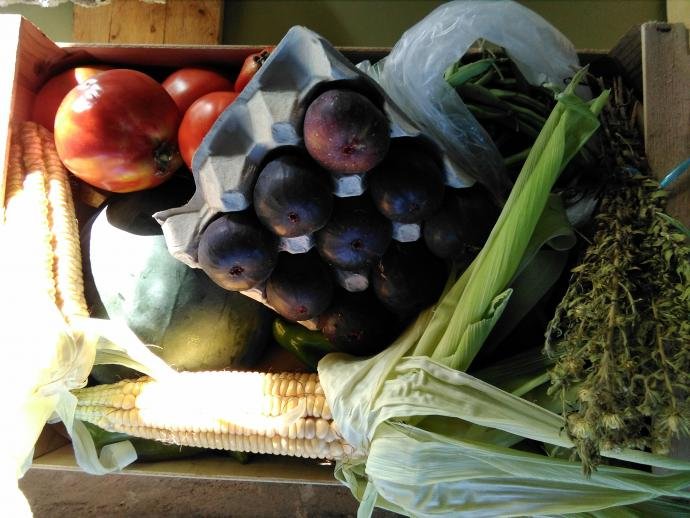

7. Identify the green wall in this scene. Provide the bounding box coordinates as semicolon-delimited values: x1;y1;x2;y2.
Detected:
0;0;666;50
0;1;72;41
520;0;666;49
222;0;666;49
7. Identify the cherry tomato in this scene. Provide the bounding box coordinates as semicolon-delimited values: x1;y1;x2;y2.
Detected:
31;65;112;130
55;69;182;193
162;67;234;115
234;48;272;92
178;91;238;170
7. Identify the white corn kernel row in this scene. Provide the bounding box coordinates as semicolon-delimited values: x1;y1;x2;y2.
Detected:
73;372;352;460
4;123;57;304
76;372;331;419
3;122;88;322
142;426;345;460
37;125;88;318
262;372;325;396
77;404;340;442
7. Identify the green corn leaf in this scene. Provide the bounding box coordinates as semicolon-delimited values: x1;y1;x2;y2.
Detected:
433;69;608;371
438;289;513;368
361;421;690;517
471;346;553;398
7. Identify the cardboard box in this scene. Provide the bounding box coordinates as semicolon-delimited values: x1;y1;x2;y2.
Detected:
3;14;688;483
1;14;387;484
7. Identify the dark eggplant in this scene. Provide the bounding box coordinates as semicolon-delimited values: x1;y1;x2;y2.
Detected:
253;154;333;237
372;241;448;317
303;89;390;174
266;250;334;322
315;196;392;270
423;186;499;260
318;289;397;356
198;210;279;291
369;138;445;223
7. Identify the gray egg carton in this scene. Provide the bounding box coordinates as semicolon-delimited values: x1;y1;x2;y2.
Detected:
154;26;471;323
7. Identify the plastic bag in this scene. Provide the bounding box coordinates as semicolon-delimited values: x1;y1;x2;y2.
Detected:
359;0;582;202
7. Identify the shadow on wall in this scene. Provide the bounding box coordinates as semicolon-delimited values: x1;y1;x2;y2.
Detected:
222;0;445;47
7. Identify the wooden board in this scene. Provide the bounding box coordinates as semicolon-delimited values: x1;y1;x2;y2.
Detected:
609;25;643;98
73;0;223;45
642;22;690;224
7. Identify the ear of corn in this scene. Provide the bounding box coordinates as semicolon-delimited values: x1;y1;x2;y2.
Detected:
37;124;88;319
3;121;87;320
73;371;355;461
4;122;58;305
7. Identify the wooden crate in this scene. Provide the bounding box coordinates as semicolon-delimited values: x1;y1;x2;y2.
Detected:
2;14;688;482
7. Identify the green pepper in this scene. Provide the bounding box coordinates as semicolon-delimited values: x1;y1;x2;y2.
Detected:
272;318;337;371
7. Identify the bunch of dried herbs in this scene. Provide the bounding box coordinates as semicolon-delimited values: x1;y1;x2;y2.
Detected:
545;77;690;474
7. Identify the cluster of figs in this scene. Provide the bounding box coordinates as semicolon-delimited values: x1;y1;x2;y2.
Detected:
197;84;498;354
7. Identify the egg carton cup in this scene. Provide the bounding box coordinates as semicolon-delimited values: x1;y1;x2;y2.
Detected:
155;25;473;274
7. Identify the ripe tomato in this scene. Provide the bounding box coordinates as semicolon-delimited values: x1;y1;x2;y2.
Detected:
55;69;182;193
234;48;272;92
31;65;111;130
162;67;234;115
178;91;238;170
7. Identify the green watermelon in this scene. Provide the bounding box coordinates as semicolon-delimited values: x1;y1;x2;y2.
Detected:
82;177;273;383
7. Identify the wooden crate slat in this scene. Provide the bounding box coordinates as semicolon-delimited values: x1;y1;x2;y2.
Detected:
73;0;223;44
609;24;643;98
108;0;167;44
73;3;113;43
1;16;67;209
163;0;224;45
642;22;690;225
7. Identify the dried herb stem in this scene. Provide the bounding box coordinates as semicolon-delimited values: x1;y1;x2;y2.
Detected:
544;78;690;473
652;300;679;418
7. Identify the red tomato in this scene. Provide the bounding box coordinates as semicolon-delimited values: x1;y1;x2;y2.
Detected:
55;69;182;193
234;48;272;92
178;91;238;170
31;65;111;130
162;67;234;115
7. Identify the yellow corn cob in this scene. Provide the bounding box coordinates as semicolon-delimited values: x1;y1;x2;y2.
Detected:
37;124;88;318
3;121;88;319
4;122;57;304
4;126;25;211
74;371;354;460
